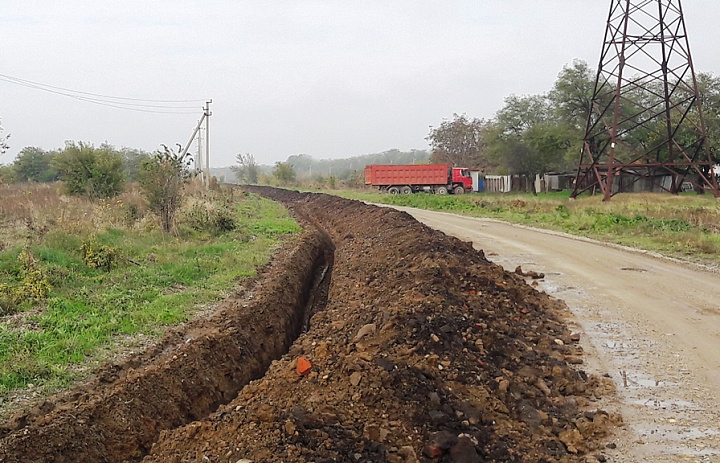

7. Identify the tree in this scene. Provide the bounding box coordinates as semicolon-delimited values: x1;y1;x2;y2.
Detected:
696;72;720;163
139;144;192;233
486;94;573;193
495;95;550;135
548;60;596;131
273;162;296;184
13;147;58;182
0;165;16;183
231;152;259;184
427;114;489;168
51;141;125;198
120;147;151;182
0;118;8;157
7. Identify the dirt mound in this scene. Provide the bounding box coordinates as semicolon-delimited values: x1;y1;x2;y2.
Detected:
142;188;617;462
0;189;617;462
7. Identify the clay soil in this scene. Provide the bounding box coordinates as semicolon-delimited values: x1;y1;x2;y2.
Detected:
0;189;617;463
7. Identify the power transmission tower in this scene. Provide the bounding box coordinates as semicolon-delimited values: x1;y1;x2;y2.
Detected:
571;0;719;200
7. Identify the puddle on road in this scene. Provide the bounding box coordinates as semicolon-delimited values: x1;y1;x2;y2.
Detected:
622;372;674;389
633;423;720;442
630;398;700;410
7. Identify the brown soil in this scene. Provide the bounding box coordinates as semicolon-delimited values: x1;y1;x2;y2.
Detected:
0;188;618;463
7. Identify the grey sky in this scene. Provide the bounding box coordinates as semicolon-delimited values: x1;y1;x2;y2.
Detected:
2;1;720;167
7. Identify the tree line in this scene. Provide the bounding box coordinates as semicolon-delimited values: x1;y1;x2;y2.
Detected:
0;142;152;189
426;60;720;192
0;141;193;232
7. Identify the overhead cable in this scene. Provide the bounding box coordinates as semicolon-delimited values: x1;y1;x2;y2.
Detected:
0;72;203;114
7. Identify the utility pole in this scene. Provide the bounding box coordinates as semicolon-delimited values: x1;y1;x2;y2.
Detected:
196;124;203;180
180;99;212;189
204;100;212;189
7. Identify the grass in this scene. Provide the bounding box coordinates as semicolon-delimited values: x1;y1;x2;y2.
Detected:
0;183;300;401
328;188;720;265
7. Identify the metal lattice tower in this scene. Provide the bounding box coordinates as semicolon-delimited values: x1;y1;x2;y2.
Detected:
571;0;719;200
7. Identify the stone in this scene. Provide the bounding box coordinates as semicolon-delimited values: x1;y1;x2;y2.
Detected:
350;371;362;387
377;358;395;372
398;446;418;463
559;429;584;454
284;420;296;436
353;324;376;342
428;410;449;425
449;436;480;463
429;430;458;449
296;357;312;376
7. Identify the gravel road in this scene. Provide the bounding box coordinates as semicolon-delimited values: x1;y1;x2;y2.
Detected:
387;205;720;463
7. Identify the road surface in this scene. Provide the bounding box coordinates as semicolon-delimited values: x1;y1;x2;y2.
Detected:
389;205;720;463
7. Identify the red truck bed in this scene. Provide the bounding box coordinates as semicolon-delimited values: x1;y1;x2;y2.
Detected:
364;164;450;186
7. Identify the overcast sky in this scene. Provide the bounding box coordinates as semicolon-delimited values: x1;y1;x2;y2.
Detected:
3;1;720;167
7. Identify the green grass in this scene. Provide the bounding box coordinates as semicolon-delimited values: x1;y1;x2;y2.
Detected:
330;188;720;264
0;191;300;399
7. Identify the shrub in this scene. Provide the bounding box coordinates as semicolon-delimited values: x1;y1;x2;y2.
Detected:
123;202;143;227
0;248;51;315
51;141;125;198
80;237;118;271
139;145;192;233
182;196;237;236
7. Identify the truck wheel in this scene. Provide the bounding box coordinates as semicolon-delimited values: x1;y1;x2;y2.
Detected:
388;187;400;195
400;186;412;195
453;186;465;195
435;186;448;195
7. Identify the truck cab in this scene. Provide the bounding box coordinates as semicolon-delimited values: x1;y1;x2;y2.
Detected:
451;168;473;194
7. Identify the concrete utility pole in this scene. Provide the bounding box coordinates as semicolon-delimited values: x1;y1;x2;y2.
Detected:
180;100;212;189
204;100;212;188
196;124;203;179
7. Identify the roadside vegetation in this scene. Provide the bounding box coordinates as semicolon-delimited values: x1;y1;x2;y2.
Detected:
0;181;299;404
333;189;720;266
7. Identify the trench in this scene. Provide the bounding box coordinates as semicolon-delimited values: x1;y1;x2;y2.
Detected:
0;230;335;463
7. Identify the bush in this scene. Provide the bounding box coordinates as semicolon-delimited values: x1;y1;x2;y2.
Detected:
51;141;125;198
182;196;237;236
0;248;51;315
123;201;143;227
80;237;118;271
139;145;192;233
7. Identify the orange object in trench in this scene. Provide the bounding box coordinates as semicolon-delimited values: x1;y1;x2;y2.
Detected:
296;356;312;376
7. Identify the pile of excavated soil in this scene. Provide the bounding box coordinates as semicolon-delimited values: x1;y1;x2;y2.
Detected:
0;189;618;463
143;188;618;463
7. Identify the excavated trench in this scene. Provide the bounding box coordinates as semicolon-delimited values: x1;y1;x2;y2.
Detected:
1;188;619;463
0;230;335;463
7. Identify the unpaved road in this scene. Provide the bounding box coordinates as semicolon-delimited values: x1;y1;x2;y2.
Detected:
388;205;720;463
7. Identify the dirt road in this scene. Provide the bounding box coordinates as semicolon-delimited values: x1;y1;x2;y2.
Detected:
388;205;720;463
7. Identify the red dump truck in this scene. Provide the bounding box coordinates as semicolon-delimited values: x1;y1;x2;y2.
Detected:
364;164;473;195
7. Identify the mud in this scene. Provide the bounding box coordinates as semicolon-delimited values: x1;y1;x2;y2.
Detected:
0;188;617;462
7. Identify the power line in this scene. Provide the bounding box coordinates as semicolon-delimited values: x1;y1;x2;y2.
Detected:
0;72;204;114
